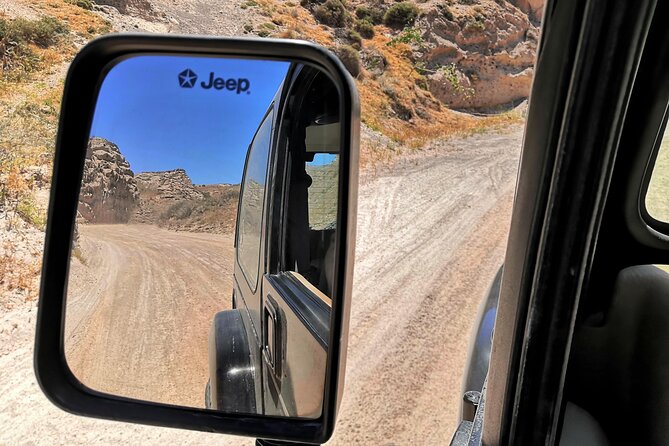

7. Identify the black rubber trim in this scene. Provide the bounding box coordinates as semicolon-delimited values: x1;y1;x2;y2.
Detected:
266;273;330;350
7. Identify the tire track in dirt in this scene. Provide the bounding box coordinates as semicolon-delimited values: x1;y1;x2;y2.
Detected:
65;224;235;408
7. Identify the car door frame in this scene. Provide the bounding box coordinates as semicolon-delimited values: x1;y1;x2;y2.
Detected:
260;65;339;418
459;0;660;444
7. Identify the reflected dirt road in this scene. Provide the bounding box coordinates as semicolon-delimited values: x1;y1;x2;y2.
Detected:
65;224;234;408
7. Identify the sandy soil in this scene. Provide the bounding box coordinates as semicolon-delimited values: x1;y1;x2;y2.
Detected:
65;224;235;408
0;127;522;445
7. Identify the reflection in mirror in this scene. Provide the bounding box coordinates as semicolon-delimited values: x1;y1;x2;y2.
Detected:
64;55;342;419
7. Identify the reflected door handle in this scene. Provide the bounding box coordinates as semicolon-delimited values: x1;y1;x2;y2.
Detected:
263;296;281;375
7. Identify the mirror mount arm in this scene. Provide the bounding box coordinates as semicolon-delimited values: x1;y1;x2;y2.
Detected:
256;440;320;446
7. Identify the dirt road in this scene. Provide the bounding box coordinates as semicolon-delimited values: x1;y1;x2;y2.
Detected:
0;127;522;445
65;225;235;408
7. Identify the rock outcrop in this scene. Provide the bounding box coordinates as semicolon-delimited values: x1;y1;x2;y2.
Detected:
78;137;139;224
417;1;539;111
135;169;204;201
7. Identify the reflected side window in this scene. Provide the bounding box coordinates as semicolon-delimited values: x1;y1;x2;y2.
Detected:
645;120;669;224
283;72;340;299
238;108;274;290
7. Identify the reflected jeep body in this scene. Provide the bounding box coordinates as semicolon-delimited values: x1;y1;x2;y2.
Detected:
206;63;341;418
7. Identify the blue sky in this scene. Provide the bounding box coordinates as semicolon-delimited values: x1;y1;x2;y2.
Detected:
90;55;290;184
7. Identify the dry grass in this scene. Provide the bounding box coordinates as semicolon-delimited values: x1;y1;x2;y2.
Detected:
0;239;42;307
253;0;334;45
358;32;522;150
32;0;111;36
0;0;111;303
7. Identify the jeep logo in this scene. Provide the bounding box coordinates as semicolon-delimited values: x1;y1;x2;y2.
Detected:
178;68;251;94
178;68;198;88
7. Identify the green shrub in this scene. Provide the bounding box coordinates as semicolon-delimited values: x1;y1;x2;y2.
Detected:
347;29;362;47
0;16;68;81
66;0;94;10
355;19;375;39
387;26;423;46
442;63;475;98
0;16;68;48
314;0;350;27
334;45;361;77
463;16;485;32
437;4;454;20
383;2;419;28
355;5;384;25
16;195;46;229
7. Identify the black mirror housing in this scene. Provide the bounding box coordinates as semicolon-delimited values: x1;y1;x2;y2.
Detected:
35;34;359;444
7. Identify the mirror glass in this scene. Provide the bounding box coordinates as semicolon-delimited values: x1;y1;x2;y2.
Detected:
64;55;342;419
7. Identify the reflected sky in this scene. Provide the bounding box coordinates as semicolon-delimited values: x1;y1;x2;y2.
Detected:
91;55;289;184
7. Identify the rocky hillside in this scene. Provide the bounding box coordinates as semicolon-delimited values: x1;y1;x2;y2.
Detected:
135;169;204;202
167;0;539;147
0;0;543;305
78;137;139;224
75;137;240;233
89;0;542;145
133;171;239;233
132;169;238;233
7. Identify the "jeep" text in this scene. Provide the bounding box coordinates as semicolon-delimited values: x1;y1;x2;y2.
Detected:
200;73;251;94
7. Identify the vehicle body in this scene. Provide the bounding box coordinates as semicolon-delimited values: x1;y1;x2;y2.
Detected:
206;63;342;418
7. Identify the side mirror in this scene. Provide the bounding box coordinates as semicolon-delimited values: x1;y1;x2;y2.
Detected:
35;34;359;444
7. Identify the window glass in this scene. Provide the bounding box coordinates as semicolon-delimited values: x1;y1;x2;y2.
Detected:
237;109;273;289
305;153;339;231
282;71;341;299
646;125;669;222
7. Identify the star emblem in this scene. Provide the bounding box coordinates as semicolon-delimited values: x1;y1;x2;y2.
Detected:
178;68;198;88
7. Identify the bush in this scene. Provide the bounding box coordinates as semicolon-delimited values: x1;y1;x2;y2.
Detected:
161;200;195;220
0;16;68;48
437;4;454;21
16;195;46;229
355;5;384;25
347;29;362;47
0;16;68;81
334;45;361;77
314;0;350;27
387;26;423;46
383;2;419;28
66;0;94;10
355;19;375;39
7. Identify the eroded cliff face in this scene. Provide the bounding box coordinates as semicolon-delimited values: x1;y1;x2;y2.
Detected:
135;169;204;202
418;1;540;111
78;137;139;224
